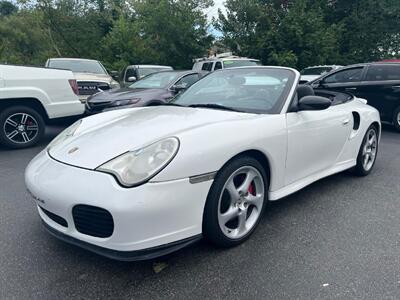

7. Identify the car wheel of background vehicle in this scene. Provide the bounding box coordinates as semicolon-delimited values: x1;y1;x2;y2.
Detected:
353;125;378;176
393;107;400;132
0;106;45;149
203;156;268;248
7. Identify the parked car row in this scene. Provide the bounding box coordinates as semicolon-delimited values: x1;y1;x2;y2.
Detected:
1;56;400;149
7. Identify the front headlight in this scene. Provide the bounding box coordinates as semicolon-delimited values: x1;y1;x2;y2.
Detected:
110;81;120;89
97;137;180;187
112;98;141;107
47;119;82;150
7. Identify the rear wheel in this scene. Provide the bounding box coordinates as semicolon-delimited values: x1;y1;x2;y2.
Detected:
353;125;378;176
393;107;400;132
0;106;45;149
203;156;268;247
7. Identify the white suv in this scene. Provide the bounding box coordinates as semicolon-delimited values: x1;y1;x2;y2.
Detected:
192;53;261;72
0;64;84;149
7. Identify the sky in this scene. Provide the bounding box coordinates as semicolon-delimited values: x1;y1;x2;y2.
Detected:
206;0;226;36
206;0;226;21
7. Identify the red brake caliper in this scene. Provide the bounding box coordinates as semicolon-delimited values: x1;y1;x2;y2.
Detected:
248;182;255;196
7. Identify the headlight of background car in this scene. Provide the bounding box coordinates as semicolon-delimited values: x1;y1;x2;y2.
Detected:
97;137;180;187
112;98;141;107
110;80;120;89
47;119;82;151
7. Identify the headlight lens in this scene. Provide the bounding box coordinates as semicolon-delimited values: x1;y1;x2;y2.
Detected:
97;137;179;187
47;120;82;150
110;81;120;89
112;98;141;107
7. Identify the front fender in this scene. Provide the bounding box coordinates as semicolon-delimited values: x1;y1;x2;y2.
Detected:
151;114;288;192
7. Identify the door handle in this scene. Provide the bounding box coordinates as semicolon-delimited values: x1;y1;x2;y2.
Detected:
345;87;357;91
342;119;350;125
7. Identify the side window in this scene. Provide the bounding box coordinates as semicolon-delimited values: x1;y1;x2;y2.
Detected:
214;61;222;70
175;74;199;88
207;62;214;71
366;65;400;81
324;67;364;84
201;63;210;71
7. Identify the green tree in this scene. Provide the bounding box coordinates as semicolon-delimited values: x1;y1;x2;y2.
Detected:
0;1;18;16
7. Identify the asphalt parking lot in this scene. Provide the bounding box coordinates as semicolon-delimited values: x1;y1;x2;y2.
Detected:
1;125;400;300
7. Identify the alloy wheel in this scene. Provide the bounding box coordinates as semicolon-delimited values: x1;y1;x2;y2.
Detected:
362;128;377;171
3;113;39;144
217;166;265;239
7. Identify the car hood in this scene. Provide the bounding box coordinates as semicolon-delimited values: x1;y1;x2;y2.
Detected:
88;88;165;103
74;73;112;83
48;106;255;169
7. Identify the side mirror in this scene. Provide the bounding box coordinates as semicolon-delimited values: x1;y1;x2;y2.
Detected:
171;83;188;93
110;71;119;80
127;76;137;82
298;95;331;111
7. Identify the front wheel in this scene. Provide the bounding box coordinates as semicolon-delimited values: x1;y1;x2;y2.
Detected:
0;106;45;149
203;156;268;247
353;125;379;176
393;107;400;132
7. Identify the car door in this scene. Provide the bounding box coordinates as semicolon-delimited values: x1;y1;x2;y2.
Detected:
314;66;366;94
285;101;353;185
356;64;400;123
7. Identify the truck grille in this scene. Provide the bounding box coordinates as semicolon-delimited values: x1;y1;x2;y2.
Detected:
72;205;114;238
78;82;111;96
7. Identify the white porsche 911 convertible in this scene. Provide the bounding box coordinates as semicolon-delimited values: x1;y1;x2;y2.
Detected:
25;67;380;261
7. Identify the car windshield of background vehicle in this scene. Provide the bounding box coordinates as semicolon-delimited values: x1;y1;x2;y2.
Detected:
223;60;261;68
129;71;179;89
301;67;333;75
48;60;107;75
138;68;170;78
173;68;295;114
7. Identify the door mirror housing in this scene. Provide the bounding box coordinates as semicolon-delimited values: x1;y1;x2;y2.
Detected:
127;76;137;82
171;83;188;93
298;95;331;111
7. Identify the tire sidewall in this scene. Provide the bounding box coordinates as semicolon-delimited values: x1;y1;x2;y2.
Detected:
394;107;400;132
203;156;269;247
0;106;45;149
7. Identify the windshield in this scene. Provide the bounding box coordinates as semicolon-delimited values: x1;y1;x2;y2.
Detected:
129;71;180;89
138;68;172;78
48;59;107;74
223;60;261;69
301;67;333;76
173;68;295;114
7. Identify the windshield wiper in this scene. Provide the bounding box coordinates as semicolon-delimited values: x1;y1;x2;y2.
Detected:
188;103;240;112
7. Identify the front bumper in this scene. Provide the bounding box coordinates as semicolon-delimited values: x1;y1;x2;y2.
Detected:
25;150;212;258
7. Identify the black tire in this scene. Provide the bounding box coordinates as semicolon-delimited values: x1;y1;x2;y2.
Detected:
353;125;379;176
0;106;45;149
393;107;400;132
203;156;269;248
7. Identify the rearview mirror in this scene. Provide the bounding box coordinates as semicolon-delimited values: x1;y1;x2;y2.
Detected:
298;95;331;111
127;76;137;82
